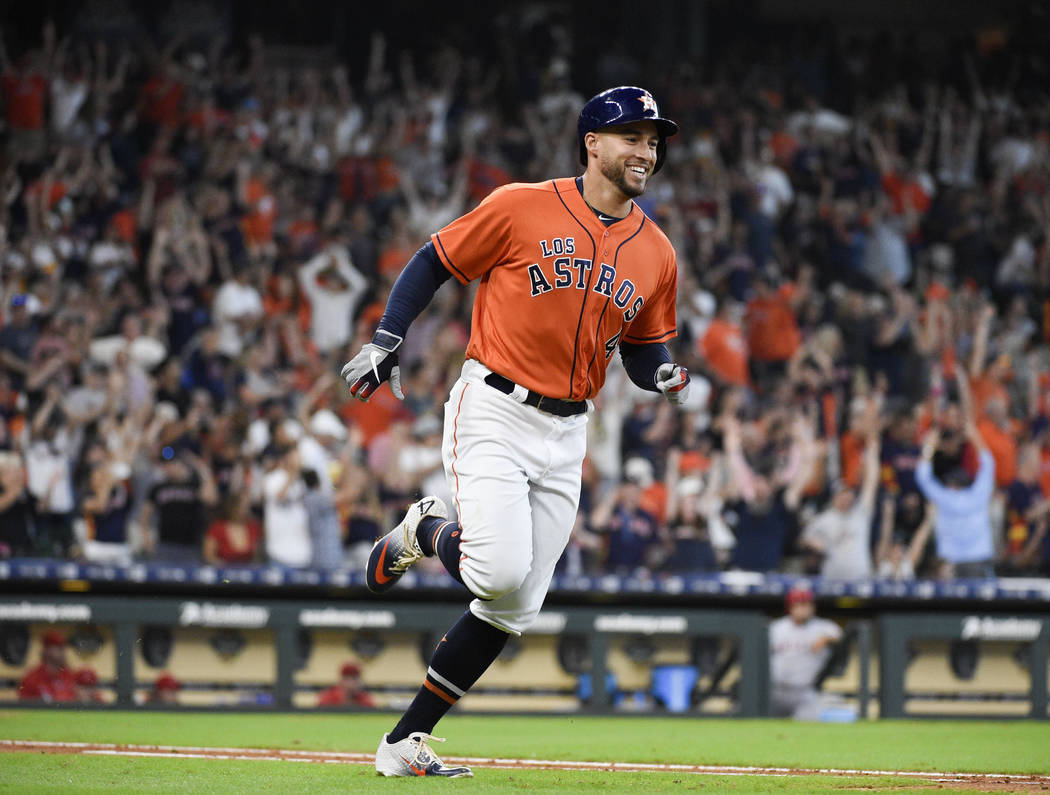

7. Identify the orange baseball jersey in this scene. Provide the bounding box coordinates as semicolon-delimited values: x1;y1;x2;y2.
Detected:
432;178;678;400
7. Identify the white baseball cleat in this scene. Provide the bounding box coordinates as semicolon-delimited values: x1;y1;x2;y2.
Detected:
365;496;448;593
375;731;473;777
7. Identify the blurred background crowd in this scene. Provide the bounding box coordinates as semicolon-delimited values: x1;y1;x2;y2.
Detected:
1;1;1049;583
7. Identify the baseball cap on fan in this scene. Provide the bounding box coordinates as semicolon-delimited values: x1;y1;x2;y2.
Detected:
9;291;42;317
9;293;41;314
309;409;347;441
623;456;655;488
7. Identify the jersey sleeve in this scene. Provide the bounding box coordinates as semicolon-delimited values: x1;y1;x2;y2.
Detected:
622;249;678;345
431;187;513;284
817;618;844;641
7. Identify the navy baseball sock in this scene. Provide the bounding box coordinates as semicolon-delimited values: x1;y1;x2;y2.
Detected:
387;610;509;743
416;517;466;587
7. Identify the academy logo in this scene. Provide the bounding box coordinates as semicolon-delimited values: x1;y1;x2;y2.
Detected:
960;616;1042;641
179;601;270;628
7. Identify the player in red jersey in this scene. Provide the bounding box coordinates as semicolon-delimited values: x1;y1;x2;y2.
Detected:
317;661;377;707
341;87;689;777
73;667;105;704
17;629;76;702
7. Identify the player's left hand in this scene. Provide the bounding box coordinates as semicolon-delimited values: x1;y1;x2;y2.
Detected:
655;362;690;405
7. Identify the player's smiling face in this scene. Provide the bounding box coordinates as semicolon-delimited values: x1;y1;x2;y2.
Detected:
592;121;659;198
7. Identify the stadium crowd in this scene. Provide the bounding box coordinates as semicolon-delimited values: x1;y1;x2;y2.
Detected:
1;9;1049;585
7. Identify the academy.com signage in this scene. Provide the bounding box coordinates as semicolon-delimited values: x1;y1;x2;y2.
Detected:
594;614;687;634
298;608;395;628
0;602;91;622
178;601;270;628
960;616;1043;641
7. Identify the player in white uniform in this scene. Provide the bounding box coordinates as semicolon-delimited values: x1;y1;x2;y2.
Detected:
769;584;844;718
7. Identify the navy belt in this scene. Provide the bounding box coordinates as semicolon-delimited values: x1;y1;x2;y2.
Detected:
483;373;587;417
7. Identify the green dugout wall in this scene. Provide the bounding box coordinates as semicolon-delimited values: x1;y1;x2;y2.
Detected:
0;596;769;715
4;595;1050;718
878;613;1049;719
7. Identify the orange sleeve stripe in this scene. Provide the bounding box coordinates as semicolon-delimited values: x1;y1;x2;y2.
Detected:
423;678;458;705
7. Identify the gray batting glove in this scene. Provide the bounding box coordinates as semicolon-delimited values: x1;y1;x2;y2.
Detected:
341;330;404;401
655;362;690;405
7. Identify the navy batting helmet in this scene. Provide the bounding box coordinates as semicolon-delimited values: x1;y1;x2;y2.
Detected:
577;86;679;173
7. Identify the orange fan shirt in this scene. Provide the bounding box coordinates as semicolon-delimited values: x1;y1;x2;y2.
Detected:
880;173;931;216
838;430;866;488
242;178;276;244
745;293;801;363
140;76;184;127
1039;447;1050;497
1;72;46;130
977;418;1017;488
969;374;1009;420
432;178;678;400
698;317;749;386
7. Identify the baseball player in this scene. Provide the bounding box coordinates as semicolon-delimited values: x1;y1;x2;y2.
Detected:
341;86;689;777
768;584;844;719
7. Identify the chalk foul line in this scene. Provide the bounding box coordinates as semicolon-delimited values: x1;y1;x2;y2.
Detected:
1;739;1045;785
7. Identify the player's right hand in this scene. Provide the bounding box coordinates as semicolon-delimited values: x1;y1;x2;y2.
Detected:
340;331;404;401
655;362;690;405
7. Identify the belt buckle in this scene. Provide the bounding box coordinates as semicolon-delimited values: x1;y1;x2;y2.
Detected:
535;395;549;414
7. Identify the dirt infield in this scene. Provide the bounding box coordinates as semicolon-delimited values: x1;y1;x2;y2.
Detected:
2;739;1048;791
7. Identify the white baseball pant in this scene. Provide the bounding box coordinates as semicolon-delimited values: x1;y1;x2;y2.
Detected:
441;359;588;635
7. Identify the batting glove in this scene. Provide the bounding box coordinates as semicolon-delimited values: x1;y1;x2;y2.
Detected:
341;330;404;401
655;362;690;405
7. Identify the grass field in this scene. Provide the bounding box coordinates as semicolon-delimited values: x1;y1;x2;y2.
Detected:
2;710;1048;793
